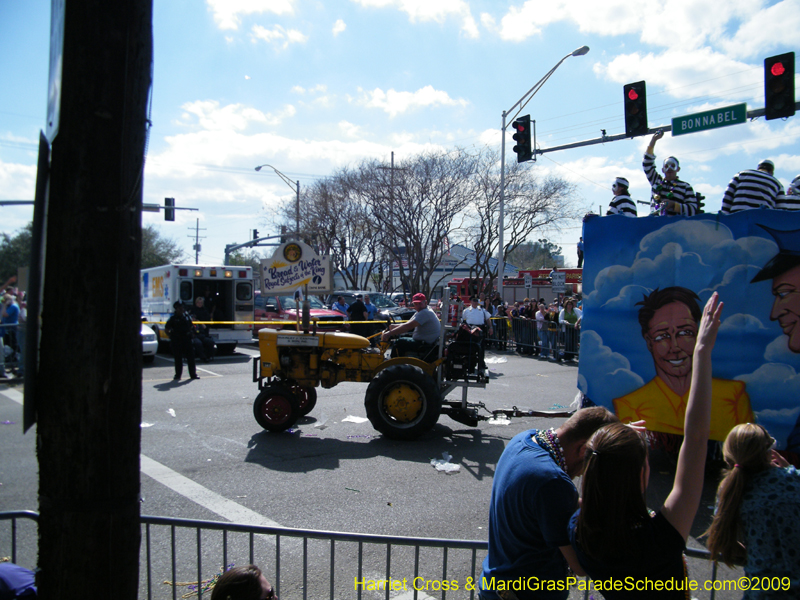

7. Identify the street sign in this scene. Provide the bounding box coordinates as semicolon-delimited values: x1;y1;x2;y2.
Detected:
551;272;566;293
671;103;747;137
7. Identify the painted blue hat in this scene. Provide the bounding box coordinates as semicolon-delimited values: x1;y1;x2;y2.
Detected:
751;225;800;283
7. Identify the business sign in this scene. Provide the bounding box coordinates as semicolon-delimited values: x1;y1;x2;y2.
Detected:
671;103;746;136
579;211;800;453
260;241;333;294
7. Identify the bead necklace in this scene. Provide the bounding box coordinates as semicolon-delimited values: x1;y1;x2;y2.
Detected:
534;428;567;474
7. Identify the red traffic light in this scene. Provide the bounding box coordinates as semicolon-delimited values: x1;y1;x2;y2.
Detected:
771;62;785;77
628;89;639;101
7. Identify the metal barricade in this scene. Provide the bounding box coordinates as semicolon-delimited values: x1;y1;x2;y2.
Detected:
1;321;23;378
0;511;726;599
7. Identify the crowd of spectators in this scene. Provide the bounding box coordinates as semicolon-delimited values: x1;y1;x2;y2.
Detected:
0;277;25;379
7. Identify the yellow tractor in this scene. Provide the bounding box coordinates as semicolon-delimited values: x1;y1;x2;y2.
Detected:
251;319;492;440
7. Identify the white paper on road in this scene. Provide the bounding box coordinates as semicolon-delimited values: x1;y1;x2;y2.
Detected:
430;452;460;473
342;415;368;423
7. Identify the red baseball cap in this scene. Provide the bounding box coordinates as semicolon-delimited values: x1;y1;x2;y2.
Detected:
411;293;427;304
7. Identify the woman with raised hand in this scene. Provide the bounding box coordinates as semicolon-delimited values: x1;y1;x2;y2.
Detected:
568;292;723;597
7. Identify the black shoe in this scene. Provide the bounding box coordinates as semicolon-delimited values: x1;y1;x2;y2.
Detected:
190;375;200;380
173;375;181;380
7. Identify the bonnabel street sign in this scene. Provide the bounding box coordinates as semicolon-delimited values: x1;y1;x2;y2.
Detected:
671;103;747;137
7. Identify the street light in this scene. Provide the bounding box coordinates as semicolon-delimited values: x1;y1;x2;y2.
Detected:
497;46;589;300
255;164;300;240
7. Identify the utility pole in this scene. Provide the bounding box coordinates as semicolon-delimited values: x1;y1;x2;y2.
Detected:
189;219;206;263
37;0;152;598
378;152;409;293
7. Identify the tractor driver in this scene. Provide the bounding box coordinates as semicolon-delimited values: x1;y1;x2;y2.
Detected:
381;293;441;359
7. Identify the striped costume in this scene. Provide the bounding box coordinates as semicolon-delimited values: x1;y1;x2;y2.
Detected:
776;176;800;211
607;194;637;217
721;169;784;214
643;153;698;216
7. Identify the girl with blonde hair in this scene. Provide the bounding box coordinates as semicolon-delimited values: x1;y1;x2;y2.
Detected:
704;423;800;597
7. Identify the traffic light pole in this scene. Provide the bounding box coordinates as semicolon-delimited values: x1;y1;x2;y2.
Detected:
224;233;291;265
531;103;799;156
254;164;300;236
498;46;590;300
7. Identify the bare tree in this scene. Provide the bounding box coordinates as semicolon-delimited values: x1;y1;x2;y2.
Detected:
275;171;381;290
466;148;579;293
363;150;474;298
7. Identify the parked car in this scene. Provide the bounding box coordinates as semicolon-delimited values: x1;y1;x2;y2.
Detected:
323;291;415;323
390;292;409;306
141;322;158;363
323;291;393;310
254;293;346;331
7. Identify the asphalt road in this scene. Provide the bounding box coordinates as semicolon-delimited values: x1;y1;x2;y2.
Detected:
0;345;746;599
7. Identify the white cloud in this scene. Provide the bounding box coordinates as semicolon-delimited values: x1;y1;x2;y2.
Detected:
593;49;759;102
715;0;800;59
206;0;296;31
338;121;362;139
0;159;37;235
352;0;479;38
251;24;308;48
332;19;346;36
356;85;469;117
176;100;296;131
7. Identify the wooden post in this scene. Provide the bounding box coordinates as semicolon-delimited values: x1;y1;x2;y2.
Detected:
37;0;152;597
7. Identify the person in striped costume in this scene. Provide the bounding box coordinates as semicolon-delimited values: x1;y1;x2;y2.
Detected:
606;177;637;217
643;130;698;216
776;174;800;211
721;158;785;214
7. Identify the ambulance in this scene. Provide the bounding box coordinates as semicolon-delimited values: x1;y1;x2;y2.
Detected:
141;264;255;353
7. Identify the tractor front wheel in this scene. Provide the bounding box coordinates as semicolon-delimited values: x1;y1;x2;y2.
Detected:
253;385;301;432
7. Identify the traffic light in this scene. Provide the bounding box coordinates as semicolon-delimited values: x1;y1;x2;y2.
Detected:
253;229;259;240
765;52;795;120
511;115;533;163
695;192;705;215
623;81;648;137
280;225;287;244
164;197;175;221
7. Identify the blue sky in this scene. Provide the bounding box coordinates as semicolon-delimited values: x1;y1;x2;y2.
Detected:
1;0;799;265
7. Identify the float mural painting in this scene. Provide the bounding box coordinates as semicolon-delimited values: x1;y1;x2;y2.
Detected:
578;210;800;452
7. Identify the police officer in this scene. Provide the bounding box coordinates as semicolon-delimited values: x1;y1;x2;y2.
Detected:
165;301;199;380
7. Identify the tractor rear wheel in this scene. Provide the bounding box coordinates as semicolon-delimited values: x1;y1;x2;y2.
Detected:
364;364;441;440
253;385;301;432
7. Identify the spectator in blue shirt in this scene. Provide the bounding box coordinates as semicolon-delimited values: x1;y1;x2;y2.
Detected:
331;296;349;318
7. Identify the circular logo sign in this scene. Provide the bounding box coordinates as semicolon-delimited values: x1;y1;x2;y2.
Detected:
283;243;302;262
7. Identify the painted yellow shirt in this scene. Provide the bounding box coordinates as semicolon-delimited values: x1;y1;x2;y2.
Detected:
613;377;753;442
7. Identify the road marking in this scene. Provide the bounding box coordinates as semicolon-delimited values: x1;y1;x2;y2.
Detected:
140;454;281;528
0;389;277;528
0;386;23;405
